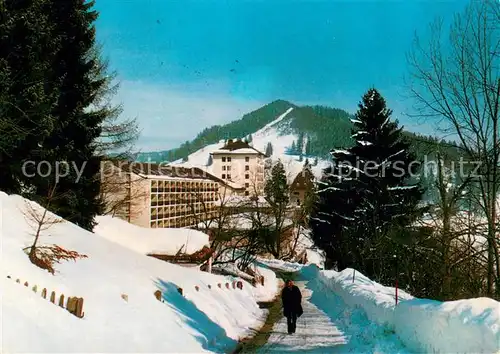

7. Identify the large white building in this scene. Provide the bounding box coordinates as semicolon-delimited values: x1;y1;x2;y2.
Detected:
100;160;244;228
210;139;267;196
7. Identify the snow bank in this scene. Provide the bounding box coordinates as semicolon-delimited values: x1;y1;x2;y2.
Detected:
94;215;209;254
213;260;279;303
256;257;303;273
250;265;279;303
313;266;500;353
0;192;265;353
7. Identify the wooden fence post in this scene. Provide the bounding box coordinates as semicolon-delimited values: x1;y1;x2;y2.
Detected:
50;291;56;303
67;297;77;314
75;298;84;318
59;294;65;307
41;288;47;299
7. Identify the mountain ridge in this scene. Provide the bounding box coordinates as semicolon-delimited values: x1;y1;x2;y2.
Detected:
135;99;353;163
134;99;461;164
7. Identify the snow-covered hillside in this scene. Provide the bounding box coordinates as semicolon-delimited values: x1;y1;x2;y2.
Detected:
0;192;276;353
174;105;330;183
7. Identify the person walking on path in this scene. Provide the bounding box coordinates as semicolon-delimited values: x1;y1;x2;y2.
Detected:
281;279;303;334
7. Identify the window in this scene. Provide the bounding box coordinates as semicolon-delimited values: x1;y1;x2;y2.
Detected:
227;174;231;180
222;166;226;171
245;183;249;188
245;191;249;196
245;156;249;162
222;157;226;162
227;157;231;162
245;174;249;179
227;166;231;171
222;174;226;179
245;165;249;171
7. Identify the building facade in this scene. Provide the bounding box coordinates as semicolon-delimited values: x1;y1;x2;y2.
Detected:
210;139;266;196
289;167;315;206
100;161;243;229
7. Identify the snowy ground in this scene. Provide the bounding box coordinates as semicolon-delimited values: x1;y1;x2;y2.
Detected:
255;277;410;353
2;191;498;353
0;192;273;353
253;261;500;354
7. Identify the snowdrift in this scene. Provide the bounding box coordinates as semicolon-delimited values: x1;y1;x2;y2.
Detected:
94;215;209;255
311;266;500;354
0;192;267;353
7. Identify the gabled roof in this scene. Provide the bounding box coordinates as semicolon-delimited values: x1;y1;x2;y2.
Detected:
107;160;245;190
210;139;265;156
290;168;315;191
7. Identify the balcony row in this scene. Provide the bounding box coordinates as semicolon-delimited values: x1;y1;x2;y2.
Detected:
151;180;217;188
151;187;219;193
151;200;217;207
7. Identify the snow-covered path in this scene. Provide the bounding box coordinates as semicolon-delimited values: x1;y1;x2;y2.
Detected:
256;278;411;353
257;281;346;352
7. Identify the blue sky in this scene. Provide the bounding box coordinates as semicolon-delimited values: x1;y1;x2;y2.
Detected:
94;0;468;152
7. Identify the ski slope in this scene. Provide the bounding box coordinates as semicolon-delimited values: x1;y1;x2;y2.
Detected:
176;105;330;183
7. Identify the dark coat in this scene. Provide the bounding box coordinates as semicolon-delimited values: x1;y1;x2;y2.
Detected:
281;285;303;317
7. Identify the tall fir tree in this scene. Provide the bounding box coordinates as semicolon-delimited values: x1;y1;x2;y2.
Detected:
263;160;289;258
36;0;115;230
265;142;273;157
311;88;425;278
0;0;58;193
296;132;305;154
304;138;312;156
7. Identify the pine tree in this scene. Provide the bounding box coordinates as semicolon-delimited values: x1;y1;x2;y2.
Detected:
296;132;305;154
289;140;297;155
36;0;115;230
304;138;312;156
0;0;58;193
311;88;425;278
265;142;273;157
263;160;289;258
